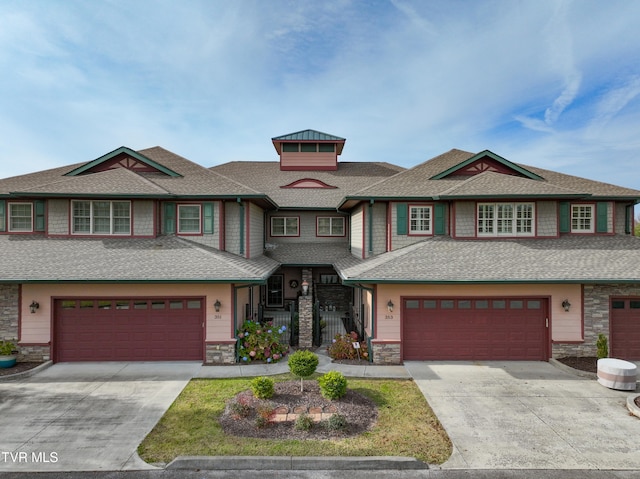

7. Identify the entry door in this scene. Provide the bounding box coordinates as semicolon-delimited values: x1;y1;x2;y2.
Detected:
266;275;284;308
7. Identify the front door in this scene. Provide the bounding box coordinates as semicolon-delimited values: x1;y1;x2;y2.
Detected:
266;275;284;308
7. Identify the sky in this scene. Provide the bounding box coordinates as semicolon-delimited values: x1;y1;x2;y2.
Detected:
1;0;640;192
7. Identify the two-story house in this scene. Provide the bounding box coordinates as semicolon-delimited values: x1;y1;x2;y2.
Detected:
1;129;639;365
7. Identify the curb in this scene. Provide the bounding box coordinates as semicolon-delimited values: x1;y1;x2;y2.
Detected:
0;361;53;381
166;456;429;471
627;394;640;419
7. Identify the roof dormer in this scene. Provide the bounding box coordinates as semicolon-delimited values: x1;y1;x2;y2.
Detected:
272;129;345;171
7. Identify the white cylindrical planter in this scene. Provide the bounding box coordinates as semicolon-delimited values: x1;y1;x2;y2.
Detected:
597;358;637;391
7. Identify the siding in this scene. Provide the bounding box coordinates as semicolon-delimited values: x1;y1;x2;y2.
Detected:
280;151;337;170
615;202;632;235
133;200;154;236
249;202;264;259
266;210;349;245
48;199;69;235
371;202;387;255
224;201;242;256
454;201;475;237
537;201;557;237
350;205;364;259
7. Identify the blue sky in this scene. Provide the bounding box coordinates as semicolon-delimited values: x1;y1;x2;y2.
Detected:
1;0;640;191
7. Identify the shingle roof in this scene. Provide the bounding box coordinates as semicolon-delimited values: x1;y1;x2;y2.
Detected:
211;161;404;208
344;148;640;202
265;242;353;265
335;235;640;283
0;235;279;282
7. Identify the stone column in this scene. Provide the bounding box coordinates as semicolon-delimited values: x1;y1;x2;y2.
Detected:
298;268;313;348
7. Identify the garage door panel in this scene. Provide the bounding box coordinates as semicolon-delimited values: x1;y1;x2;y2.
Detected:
55;298;204;362
403;297;547;361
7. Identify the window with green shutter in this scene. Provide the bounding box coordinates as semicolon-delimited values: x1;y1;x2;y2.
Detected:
396;203;408;235
596;202;608;233
164;202;176;234
35;200;45;232
203;202;214;234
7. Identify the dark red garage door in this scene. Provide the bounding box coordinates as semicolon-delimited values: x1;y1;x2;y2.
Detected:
610;298;640;360
55;298;204;362
403;297;548;360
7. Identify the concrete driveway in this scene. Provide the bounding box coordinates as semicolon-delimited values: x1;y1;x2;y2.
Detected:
0;361;201;472
405;361;640;470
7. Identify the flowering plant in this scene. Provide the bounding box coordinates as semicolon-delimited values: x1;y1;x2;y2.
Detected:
237;320;289;364
326;331;369;360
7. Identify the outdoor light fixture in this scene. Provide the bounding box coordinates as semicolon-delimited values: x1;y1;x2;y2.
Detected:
214;299;221;312
561;299;571;312
29;301;40;314
387;300;394;312
301;280;309;296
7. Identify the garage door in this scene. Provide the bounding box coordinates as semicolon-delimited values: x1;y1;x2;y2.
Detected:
611;298;640;360
403;297;548;360
55;298;204;362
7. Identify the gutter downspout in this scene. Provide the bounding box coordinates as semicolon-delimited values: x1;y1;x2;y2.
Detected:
368;200;374;255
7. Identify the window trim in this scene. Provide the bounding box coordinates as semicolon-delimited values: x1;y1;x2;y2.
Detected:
476;202;535;237
270;216;300;237
177;204;202;235
71;200;132;236
316;216;346;237
8;202;33;232
570;203;595;234
408;204;433;236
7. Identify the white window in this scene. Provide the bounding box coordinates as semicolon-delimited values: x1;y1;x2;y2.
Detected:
271;216;299;236
317;217;345;236
477;203;535;237
571;204;594;233
178;205;201;234
9;203;33;232
409;206;432;234
72;201;131;235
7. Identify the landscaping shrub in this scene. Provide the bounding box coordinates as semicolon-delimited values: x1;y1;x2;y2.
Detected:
250;376;275;399
324;413;348;431
255;404;275;428
294;413;314;431
288;350;319;392
318;371;348;400
229;393;252;419
237;320;289;364
327;332;369;361
597;333;608;359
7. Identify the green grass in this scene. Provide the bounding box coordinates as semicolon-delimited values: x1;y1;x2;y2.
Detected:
138;373;452;465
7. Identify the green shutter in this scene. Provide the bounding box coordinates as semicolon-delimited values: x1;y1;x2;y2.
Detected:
434;203;446;235
625;205;632;235
203;202;214;234
0;200;5;232
396;203;408;235
164;202;176;234
34;200;46;232
559;202;570;233
596;202;608;233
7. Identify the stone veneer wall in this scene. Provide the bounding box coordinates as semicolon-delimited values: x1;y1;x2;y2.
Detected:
0;284;19;340
298;268;314;348
205;342;236;364
552;283;640;358
371;341;401;365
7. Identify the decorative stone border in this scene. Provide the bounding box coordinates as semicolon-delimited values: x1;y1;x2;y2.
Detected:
627;395;640;419
271;404;338;423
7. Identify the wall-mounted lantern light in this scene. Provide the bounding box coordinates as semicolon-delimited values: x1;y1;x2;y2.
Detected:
214;299;221;312
387;300;394;312
29;301;40;314
561;299;571;312
301;280;309;296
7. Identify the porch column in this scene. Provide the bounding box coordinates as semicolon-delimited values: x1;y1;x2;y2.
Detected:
298;268;313;348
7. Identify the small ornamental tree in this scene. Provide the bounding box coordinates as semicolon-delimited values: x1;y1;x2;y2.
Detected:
596;333;608;359
288;350;319;392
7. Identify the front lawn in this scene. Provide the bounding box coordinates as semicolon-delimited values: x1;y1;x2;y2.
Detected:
138;374;452;465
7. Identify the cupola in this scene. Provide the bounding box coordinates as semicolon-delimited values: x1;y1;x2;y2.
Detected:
272;129;346;171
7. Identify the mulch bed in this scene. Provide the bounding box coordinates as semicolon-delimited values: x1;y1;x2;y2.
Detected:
219;380;378;440
0;362;44;377
555;356;598;373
